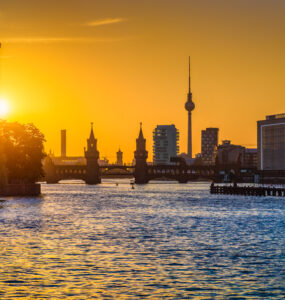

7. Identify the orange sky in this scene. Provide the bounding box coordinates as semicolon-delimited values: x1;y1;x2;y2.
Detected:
0;0;284;163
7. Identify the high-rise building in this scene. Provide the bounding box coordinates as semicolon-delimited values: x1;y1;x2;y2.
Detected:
184;57;195;158
257;113;285;170
61;129;66;157
201;128;219;165
153;125;179;164
116;148;123;165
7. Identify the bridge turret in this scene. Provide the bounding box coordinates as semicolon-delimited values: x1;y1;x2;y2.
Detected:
84;123;101;184
134;123;149;184
44;155;59;184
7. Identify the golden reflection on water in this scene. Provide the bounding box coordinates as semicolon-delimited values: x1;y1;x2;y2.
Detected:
0;181;284;299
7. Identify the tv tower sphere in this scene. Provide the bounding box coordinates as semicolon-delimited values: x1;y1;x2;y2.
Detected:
185;100;195;112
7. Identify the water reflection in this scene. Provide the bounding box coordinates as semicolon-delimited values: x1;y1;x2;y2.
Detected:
0;180;284;299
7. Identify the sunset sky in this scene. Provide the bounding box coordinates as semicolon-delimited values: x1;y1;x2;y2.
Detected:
0;0;284;162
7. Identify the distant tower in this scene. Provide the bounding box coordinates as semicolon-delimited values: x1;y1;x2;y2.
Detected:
184;57;195;158
61;129;66;157
116;148;123;165
134;123;148;184
84;123;101;184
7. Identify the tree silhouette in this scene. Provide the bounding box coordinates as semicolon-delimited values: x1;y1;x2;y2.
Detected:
0;120;46;184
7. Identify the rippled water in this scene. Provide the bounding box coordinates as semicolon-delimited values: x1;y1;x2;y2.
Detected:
0;180;285;299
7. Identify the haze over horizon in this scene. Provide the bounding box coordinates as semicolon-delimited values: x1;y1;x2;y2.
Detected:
0;0;284;162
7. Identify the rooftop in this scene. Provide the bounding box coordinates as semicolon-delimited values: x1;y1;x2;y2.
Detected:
266;113;285;120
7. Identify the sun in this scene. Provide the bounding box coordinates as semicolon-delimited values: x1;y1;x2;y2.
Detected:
0;99;10;118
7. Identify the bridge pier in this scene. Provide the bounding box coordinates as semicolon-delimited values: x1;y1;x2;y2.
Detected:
46;178;59;184
178;173;188;183
44;156;59;184
135;163;149;184
85;164;101;184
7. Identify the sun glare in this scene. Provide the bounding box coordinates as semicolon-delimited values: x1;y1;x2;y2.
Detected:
0;99;10;118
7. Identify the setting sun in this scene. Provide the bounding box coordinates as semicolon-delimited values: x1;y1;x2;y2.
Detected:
0;99;10;118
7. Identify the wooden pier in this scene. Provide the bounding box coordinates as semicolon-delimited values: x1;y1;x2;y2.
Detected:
210;184;285;197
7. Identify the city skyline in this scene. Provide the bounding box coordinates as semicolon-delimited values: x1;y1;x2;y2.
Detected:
1;2;285;299
0;0;284;162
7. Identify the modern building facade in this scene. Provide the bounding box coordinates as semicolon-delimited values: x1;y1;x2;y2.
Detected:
153;125;179;164
257;113;285;170
201;128;219;165
184;57;195;158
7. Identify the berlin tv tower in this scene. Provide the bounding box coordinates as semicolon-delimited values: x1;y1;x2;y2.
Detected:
184;57;195;158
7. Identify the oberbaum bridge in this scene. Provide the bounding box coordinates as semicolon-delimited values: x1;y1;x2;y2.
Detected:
44;123;266;185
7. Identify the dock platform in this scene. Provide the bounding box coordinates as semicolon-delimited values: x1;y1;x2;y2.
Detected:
210;184;285;197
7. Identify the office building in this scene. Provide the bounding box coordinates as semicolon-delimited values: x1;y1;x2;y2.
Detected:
257;113;285;170
153;125;179;164
201;128;218;165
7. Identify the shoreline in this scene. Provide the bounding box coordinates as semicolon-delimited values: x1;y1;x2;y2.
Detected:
0;183;41;196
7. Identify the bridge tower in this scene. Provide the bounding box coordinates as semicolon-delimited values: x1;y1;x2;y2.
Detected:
134;123;149;184
84;123;101;184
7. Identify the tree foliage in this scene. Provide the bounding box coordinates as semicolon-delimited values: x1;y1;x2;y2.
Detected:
0;120;46;183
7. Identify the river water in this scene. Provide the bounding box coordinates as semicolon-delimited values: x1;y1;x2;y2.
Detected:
0;180;284;299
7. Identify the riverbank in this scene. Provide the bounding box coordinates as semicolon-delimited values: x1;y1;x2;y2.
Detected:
0;184;41;196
